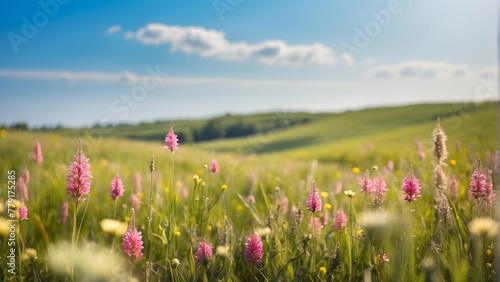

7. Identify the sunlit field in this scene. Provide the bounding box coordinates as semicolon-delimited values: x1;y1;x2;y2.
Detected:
0;102;498;281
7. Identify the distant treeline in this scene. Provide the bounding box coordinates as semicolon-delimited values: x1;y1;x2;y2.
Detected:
3;116;311;143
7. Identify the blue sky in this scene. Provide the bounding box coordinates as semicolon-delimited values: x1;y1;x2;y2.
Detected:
0;0;497;127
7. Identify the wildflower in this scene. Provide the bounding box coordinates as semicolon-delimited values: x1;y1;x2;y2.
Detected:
109;173;125;201
402;165;421;203
23;169;30;186
319;266;326;275
468;217;499;240
335;182;343;195
66;139;92;203
310;217;324;235
320;192;329;198
0;129;5;138
281;196;289;214
181;188;188;199
325;203;332;210
164;126;179;151
450;159;456;166
216;245;229;258
196;240;213;265
486;172;495;209
256;227;271;237
358;211;391;234
377;253;389;264
352;167;360;174
359;169;372;194
306;181;322;213
320;211;329;226
19;205;28;220
210;159;219;174
134;172;141;195
372;173;388;207
122;209;144;265
100;219;128;237
131;194;141;211
470;159;487;199
246;195;255;204
432;117;448;165
33;138;43;164
333;210;347;230
344;190;356;198
244;229;263;265
57;201;68;224
221;184;227;191
387;160;394;171
172;258;180;268
417;140;426;160
450;175;458;198
17;177;28;202
22;248;37;261
174;230;181;236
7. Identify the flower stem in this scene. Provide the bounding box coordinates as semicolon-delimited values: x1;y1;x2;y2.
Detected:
71;201;79;281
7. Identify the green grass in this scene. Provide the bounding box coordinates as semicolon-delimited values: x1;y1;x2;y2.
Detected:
0;101;497;281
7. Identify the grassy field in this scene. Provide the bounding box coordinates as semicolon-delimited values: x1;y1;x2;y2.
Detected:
0;101;498;281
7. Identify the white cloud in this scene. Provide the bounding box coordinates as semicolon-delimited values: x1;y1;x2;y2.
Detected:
127;23;337;67
340;53;355;66
124;31;135;39
366;61;472;79
365;58;376;65
107;25;122;35
0;69;141;84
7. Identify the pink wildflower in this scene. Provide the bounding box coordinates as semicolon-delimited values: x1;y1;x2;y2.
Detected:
57;201;68;224
131;194;141;211
247;195;256;204
335;182;343;195
181;188;189;199
372;173;388;207
402;165;421;203
164;126;179;151
19;205;28;220
210;159;219;174
110;173;125;201
134;172;141;195
66;139;92;203
122;209;144;265
23;169;30;186
33;138;43;164
281;196;289;215
195;240;213;265
387;160;394;171
244;229;263;265
333;210;347;230
377;253;389;264
310;217;324;235
359;170;372;194
417;140;426;160
486;172;495;208
470;159;487;199
306;181;322;213
16;177;28;202
320;211;329;226
450;175;458;198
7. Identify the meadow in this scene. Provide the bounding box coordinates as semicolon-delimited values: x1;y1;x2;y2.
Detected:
0;102;498;281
